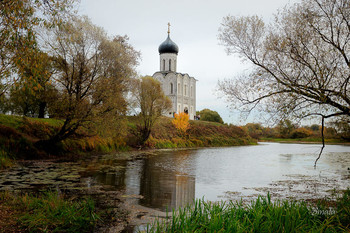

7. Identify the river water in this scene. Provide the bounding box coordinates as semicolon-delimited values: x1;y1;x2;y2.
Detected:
1;142;350;214
106;142;350;211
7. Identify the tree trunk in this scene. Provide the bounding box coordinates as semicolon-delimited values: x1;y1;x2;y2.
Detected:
34;119;73;154
140;127;151;146
38;101;46;118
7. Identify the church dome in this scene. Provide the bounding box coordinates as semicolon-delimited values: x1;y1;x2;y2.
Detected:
158;35;179;54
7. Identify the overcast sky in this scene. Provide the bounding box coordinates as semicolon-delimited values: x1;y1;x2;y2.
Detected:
78;0;299;125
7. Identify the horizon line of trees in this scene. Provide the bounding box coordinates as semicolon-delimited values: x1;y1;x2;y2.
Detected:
244;120;350;141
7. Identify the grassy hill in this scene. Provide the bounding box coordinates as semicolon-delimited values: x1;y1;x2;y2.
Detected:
127;116;255;148
0;114;255;168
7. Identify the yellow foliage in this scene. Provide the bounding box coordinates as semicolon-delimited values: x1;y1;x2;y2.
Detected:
172;112;190;134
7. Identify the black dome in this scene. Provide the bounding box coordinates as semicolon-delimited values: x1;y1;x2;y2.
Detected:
158;35;179;54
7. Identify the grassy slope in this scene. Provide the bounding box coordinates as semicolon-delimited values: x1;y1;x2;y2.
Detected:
0;114;255;166
128;116;256;149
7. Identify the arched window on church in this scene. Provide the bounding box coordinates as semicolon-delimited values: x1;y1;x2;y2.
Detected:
178;83;181;94
169;59;172;71
163;59;165;71
170;83;173;94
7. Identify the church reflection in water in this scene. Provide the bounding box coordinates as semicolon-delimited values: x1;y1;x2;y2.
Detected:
93;150;196;212
139;153;195;211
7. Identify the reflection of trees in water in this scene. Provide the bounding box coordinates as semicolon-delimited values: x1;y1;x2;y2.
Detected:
139;151;196;211
90;151;196;212
92;160;129;190
279;154;293;163
94;169;126;190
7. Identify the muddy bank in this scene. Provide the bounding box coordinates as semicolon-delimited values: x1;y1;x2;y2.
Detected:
0;151;154;232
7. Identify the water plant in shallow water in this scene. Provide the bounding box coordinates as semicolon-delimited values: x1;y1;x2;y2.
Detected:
146;191;350;232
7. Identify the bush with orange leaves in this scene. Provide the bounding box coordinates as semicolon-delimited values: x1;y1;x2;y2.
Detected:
172;112;190;136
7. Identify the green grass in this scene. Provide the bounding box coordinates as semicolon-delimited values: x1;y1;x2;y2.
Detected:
0;149;14;169
0;114;255;162
0;114;24;129
0;114;130;159
144;116;256;149
147;190;350;232
27;117;64;128
0;114;64;129
0;190;99;232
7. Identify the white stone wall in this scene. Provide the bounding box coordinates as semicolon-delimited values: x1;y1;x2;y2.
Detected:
153;72;177;117
160;53;177;72
174;73;196;120
153;71;196;120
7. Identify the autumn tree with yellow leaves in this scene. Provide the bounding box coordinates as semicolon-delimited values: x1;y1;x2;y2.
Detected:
9;48;55;117
35;16;139;149
172;112;190;137
0;0;77;97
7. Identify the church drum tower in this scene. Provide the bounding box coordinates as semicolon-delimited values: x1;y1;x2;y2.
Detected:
153;24;197;120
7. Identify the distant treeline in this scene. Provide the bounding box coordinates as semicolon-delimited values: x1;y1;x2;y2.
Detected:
243;119;350;141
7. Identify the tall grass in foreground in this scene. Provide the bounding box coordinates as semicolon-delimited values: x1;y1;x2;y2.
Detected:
0;191;99;232
0;149;14;169
147;191;350;232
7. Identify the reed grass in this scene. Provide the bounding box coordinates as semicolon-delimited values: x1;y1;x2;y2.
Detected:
0;191;99;232
147;191;350;232
0;149;14;169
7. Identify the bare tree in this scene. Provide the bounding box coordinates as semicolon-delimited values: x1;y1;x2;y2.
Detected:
218;0;350;165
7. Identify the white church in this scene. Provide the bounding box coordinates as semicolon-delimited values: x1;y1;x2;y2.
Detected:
153;24;197;120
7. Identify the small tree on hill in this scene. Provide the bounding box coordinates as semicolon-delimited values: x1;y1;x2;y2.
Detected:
277;119;296;138
290;128;313;139
244;123;263;139
197;109;224;124
172;112;190;137
130;76;172;146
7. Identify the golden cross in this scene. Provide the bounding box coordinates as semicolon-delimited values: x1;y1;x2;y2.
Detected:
167;22;171;34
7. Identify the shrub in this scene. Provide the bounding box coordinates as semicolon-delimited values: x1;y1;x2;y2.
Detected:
290;127;313;138
197;109;224;124
172;112;190;136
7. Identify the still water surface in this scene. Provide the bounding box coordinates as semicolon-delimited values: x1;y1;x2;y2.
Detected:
94;142;350;211
1;142;350;212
